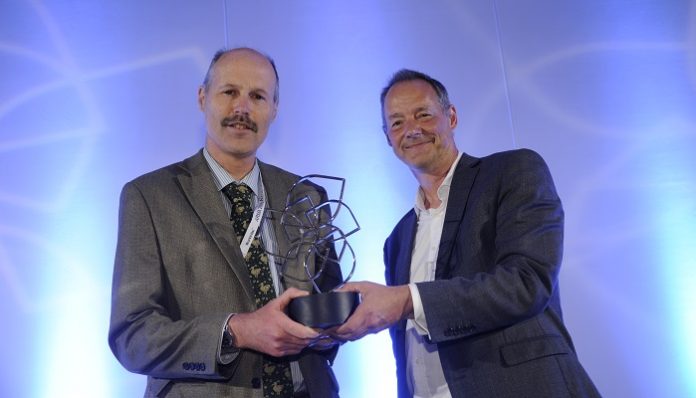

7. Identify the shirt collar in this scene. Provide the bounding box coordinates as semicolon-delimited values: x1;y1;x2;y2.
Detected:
203;147;262;197
414;152;462;215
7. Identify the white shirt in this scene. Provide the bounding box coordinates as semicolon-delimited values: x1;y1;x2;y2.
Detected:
406;152;462;398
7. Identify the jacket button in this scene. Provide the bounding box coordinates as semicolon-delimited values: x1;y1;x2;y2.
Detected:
252;377;261;388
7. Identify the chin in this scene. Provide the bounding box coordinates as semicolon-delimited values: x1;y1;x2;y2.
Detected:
401;151;428;164
225;137;259;150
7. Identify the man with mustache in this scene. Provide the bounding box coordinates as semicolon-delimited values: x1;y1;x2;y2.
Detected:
334;70;600;397
109;48;341;398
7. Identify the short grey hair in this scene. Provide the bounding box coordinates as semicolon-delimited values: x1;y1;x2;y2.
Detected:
380;69;451;130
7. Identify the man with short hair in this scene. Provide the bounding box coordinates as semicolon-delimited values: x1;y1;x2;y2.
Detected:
109;47;341;398
335;69;600;398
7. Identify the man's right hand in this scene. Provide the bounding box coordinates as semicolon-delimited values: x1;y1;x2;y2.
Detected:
331;281;413;341
228;287;320;357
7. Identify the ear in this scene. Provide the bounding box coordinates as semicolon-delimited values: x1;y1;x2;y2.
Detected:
448;105;458;129
197;85;206;111
269;101;278;121
383;129;393;147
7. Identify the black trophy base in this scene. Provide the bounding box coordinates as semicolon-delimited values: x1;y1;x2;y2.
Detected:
288;291;360;329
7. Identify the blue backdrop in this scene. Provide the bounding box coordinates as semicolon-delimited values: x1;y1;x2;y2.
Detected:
1;1;695;397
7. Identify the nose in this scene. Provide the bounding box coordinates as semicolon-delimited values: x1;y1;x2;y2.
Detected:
232;96;250;114
404;122;423;139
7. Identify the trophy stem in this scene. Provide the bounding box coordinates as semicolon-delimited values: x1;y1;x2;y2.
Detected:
310;276;322;294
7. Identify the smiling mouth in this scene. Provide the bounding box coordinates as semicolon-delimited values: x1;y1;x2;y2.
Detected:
227;123;254;131
404;139;432;149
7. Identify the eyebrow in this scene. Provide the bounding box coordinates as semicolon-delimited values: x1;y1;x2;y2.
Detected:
218;83;270;96
387;112;403;121
387;106;430;120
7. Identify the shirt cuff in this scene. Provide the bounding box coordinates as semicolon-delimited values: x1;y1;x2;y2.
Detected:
408;283;429;336
218;313;240;365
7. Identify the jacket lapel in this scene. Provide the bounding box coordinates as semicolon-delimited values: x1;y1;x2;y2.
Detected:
177;150;256;303
435;153;480;279
394;211;418;286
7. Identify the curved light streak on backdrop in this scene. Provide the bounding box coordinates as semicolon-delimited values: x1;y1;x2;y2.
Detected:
1;1;694;397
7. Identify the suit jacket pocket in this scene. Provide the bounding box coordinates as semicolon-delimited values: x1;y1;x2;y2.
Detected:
500;334;570;367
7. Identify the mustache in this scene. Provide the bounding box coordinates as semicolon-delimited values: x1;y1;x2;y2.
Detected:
221;114;258;133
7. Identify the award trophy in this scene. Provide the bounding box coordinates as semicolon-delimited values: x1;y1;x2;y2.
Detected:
265;175;360;329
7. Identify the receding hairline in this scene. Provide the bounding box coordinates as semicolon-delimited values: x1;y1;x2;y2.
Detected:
221;47;270;64
202;47;280;103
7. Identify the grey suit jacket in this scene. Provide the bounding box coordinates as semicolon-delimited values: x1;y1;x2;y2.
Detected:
109;150;341;398
385;149;600;398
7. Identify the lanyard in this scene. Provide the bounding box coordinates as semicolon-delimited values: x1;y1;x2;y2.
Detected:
239;178;266;257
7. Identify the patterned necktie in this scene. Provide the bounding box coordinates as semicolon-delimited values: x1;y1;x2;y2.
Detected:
222;183;294;398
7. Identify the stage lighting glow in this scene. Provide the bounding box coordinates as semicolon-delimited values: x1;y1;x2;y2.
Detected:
650;122;696;397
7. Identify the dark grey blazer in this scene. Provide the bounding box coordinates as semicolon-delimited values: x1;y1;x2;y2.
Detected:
385;149;600;398
109;150;341;398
